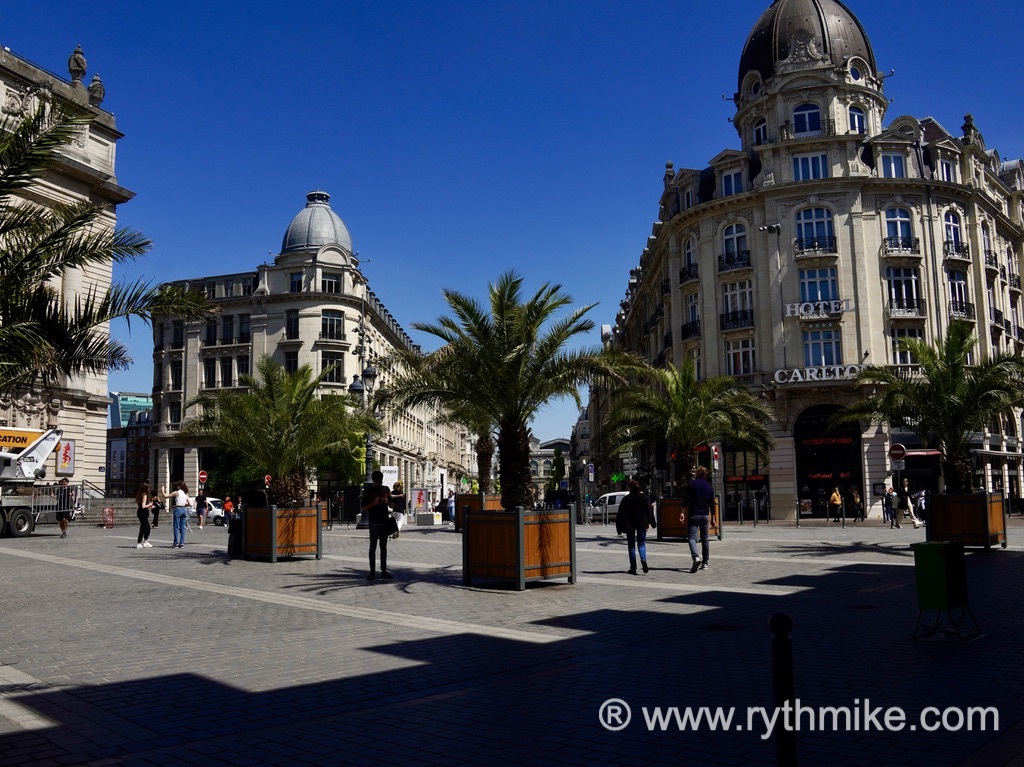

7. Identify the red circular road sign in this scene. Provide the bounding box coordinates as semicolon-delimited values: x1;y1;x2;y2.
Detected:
889;443;907;461
265;475;272;485
198;470;208;483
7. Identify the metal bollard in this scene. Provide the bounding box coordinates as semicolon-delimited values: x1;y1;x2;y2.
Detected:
769;612;797;766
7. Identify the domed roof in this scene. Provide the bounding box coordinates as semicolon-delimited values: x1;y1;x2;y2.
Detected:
737;0;876;91
280;191;352;255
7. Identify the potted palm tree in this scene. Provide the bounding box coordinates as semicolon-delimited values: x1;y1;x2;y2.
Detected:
184;355;376;561
375;271;644;588
603;357;774;538
833;320;1023;547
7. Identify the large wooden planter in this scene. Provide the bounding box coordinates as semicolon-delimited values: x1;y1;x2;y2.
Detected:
463;506;576;590
926;493;1007;549
454;493;502;532
656;497;720;541
243;506;323;562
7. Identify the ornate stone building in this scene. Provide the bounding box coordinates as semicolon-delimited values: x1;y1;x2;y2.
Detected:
0;45;129;486
150;191;473;500
593;0;1024;519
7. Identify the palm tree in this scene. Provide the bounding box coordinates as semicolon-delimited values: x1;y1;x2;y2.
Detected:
183;355;377;506
603;357;775;485
0;99;209;393
832;320;1024;494
375;272;644;511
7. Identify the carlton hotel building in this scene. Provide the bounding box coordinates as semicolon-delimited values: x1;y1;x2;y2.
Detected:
589;0;1024;519
150;191;473;501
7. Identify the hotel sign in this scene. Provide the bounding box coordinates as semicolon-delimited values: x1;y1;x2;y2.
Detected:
784;299;855;317
773;364;864;384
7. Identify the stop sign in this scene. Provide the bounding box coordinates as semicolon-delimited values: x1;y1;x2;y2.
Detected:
888;443;907;461
198;470;208;483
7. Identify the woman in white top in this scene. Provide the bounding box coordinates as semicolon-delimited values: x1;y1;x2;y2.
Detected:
160;481;192;549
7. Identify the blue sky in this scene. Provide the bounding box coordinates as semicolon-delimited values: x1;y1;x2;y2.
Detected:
3;0;1021;441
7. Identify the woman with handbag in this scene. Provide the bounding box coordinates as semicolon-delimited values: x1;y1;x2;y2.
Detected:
391;482;407;539
361;471;394;580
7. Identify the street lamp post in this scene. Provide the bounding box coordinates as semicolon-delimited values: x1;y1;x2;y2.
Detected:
348;364;378;483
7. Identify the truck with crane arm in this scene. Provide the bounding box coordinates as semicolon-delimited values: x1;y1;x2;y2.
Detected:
0;428;69;537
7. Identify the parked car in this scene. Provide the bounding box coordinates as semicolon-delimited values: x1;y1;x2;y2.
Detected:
593;492;629;525
189;497;225;525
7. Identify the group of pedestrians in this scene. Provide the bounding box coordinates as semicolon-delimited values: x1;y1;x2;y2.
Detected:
882;478;925;528
133;480;239;549
828;485;865;522
362;471;407;580
614;467;715;576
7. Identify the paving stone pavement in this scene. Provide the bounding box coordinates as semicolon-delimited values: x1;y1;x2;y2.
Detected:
0;516;1022;767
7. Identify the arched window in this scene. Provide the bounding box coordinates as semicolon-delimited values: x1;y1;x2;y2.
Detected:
793;103;822;136
944;212;962;245
849;106;866;134
723;223;747;255
753;118;768;146
795;208;835;252
684;237;696;267
885;208;914;252
982;223;993;255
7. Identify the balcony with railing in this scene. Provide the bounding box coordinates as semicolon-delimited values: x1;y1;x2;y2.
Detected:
720;309;755;331
990;307;1005;328
886;297;927;317
949;300;976;320
679;264;699;283
1016;325;1024;342
943;241;970;260
884;237;921;255
778;119;837;141
984;250;1000;271
680;320;701;340
1010;274;1021;291
718;250;752;272
794;236;837;256
661;278;671;296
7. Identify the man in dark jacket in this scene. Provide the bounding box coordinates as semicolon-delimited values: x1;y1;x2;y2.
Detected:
615;479;656;575
683;466;714;573
361;471;394;580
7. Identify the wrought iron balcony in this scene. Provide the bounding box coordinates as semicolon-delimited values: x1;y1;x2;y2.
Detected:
679;264;699;283
943;241;970;259
984;250;999;269
661;279;671;296
720;309;755;330
794;236;837;255
949;300;976;320
990;307;1005;327
680;320;701;340
1011;274;1022;291
778;119;837;141
718;250;752;272
884;237;921;255
886;297;926;317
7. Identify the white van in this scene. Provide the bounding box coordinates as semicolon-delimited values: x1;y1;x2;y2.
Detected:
594;492;629;525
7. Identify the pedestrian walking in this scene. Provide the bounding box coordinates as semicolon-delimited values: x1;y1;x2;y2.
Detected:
849;487;864;522
615;478;656;574
362;471;394;580
882;486;894;526
829;486;842;522
683;466;714;573
54;478;75;539
160;481;192;548
897;478;923;528
391;481;406;538
135;481;155;549
446;489;456;525
222;496;235;530
195;487;207;530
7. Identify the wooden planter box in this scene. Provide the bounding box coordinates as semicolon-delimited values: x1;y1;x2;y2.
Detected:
926;493;1007;549
463;506;576;590
454;492;502;532
656;497;720;541
243;506;323;562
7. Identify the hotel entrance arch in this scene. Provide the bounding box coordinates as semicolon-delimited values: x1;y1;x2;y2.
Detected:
793;405;864;519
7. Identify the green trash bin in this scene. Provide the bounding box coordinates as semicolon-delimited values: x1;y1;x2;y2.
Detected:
911;541;967;611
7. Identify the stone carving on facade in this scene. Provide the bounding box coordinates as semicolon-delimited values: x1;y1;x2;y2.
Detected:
67;45;87;85
873;194;922;212
87;73;105;106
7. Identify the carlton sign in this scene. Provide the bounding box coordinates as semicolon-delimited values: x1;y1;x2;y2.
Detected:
773;364;864;384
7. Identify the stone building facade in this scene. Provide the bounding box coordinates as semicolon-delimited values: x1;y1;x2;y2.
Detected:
0;45;130;488
150;191;472;500
592;0;1024;519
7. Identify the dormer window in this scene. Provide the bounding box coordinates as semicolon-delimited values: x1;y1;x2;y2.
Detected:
881;153;906;178
753;119;768;146
849;107;866;135
722;170;743;197
793;104;822;136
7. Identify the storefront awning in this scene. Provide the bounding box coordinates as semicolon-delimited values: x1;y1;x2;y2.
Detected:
972;448;1024;460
